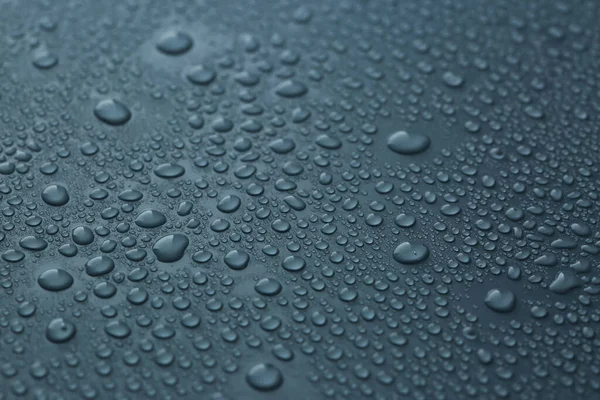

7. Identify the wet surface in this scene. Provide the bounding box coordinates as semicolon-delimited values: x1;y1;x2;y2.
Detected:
0;0;599;399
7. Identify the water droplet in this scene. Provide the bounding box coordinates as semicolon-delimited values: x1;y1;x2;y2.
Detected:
46;318;76;343
156;30;193;55
94;99;132;126
393;242;430;264
105;320;132;339
152;234;189;262
224;250;250;270
274;80;308;98
154;163;185;178
246;363;284;391
85;256;115;277
282;255;306;272
41;184;70;206
38;268;74;291
186;64;216;85
387;131;431;155
32;52;58;69
135;209;167;228
255;278;283;296
484;289;516;313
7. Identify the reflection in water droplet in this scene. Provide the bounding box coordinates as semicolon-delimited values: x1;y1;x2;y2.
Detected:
282;255;306;272
42;184;70;206
255;278;283;296
387;131;431;155
186;64;216;85
38;268;74;291
105;320;132;339
135;209;167;228
46;318;76;343
156;30;193;55
154;163;185;178
217;195;242;213
484;289;516;313
19;236;48;251
85;256;115;277
274;80;308;98
246;363;284;391
152;234;189;262
224;250;250;270
393;242;430;264
33;52;58;69
94;99;132;126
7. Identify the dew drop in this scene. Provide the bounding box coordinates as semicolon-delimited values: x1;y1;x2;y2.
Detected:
38;268;74;291
94;99;132;126
393;242;430;264
46;318;76;343
246;363;284;391
387;131;431;155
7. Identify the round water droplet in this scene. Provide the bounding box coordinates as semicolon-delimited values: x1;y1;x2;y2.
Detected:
282;255;306;272
94;99;132;126
85;256;115;276
255;278;282;296
38;268;74;291
135;209;167;228
442;71;464;88
42;184;70;206
156;30;193;55
274;80;308;98
118;189;143;202
387;131;431;155
246;363;284;391
393;242;430;264
33;52;58;69
46;318;76;343
484;289;516;313
105;320;131;339
224;250;250;270
19;236;48;251
154;163;185;178
153;234;189;262
72;226;94;245
217;195;241;213
269;138;296;154
186;64;216;85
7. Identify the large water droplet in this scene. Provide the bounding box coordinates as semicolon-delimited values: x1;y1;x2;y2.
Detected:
387;131;431;155
153;234;189;262
154;163;185;178
33;52;58;69
217;195;242;213
246;363;284;391
156;30;193;55
186;64;216;85
105;320;132;339
282;255;306;272
42;184;70;206
72;226;94;245
46;318;76;343
393;242;430;264
38;268;74;291
224;250;250;270
19;236;48;251
255;278;282;296
85;256;115;276
135;209;167;228
274;80;308;98
484;289;516;313
94;99;132;126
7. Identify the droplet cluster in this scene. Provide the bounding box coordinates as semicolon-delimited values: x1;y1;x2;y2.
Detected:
0;0;599;399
